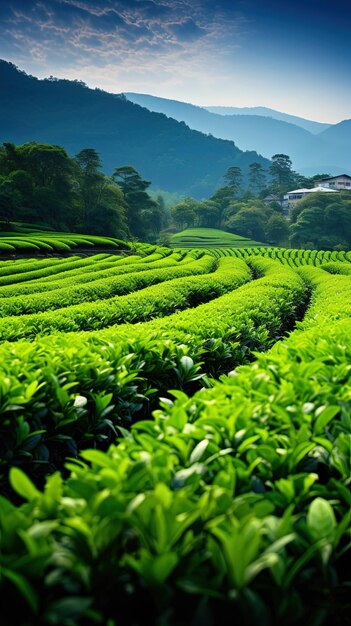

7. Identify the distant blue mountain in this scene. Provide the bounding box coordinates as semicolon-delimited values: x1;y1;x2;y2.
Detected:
125;93;350;176
205;106;330;134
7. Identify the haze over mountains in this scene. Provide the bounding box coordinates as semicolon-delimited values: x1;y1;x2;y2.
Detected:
204;106;329;134
0;60;269;199
1;60;350;201
125;93;351;176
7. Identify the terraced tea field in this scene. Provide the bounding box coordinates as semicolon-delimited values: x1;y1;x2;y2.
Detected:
170;227;266;248
0;229;130;254
0;241;350;626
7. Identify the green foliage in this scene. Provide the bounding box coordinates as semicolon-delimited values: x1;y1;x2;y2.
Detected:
113;165;164;239
203;246;350;267
0;254;223;338
269;153;295;192
0;240;350;625
0;257;307;489
289;192;351;250
0;231;130;256
265;213;289;244
0;141;164;240
0;62;271;199
0;315;350;624
170;227;265;248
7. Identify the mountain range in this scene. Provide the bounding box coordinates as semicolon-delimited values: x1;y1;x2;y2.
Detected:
204;106;329;134
125;93;351;176
1;60;349;199
0;60;269;199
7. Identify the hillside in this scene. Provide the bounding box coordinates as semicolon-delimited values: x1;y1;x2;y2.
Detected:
205;105;330;134
318;119;351;146
125;93;350;175
0;61;269;199
170;227;265;248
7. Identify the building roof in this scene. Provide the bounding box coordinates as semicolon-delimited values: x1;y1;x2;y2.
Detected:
318;174;351;181
285;187;339;195
264;194;280;201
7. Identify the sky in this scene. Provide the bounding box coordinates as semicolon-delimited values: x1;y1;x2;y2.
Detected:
0;0;350;123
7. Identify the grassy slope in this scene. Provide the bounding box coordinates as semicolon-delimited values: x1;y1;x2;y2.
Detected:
171;227;267;248
0;224;129;253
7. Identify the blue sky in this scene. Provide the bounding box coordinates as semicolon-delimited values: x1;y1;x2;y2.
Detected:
1;0;350;122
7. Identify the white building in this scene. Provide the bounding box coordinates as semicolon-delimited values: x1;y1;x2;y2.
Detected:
316;174;351;190
282;186;339;211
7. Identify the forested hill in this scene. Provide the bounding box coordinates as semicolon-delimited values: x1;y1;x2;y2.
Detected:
125;93;350;176
0;61;269;198
205;105;330;134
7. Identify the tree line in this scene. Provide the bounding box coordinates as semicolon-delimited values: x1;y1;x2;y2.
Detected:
1;143;349;249
0;142;164;239
166;155;350;248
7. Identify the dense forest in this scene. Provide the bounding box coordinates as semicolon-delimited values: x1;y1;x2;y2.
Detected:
0;142;164;239
164;155;351;249
1;141;350;248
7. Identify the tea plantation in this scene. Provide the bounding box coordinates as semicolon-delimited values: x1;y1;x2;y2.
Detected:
0;242;350;626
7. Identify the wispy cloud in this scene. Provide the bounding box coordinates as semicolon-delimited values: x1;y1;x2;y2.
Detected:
0;0;247;85
0;0;349;121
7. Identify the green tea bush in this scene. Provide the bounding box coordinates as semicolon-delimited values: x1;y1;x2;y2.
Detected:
23;239;54;251
0;245;350;625
0;256;251;339
297;266;351;326
208;247;349;267
0;316;349;626
0;254;216;318
1;233;131;252
0;252;196;304
0;258;305;485
321;262;351;275
0;242;16;251
3;239;40;250
0;255;124;287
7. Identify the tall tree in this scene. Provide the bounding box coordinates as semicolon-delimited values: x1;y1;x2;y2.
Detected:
269;154;295;192
75;148;104;225
226;207;266;242
207;166;244;227
248;162;266;196
265;213;289;244
17;143;73;189
113;165;160;239
75;149;127;237
170;198;197;230
13;142;75;227
223;166;243;195
194;200;221;228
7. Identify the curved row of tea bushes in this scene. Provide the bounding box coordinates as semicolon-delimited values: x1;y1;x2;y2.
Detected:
0;259;305;486
1;313;349;626
0;256;306;343
321;261;351;275
0;254;215;319
0;254;122;286
41;251;198;285
0;246;173;289
27;252;160;283
209;247;350;266
0;257;250;482
0;234;130;253
124;256;308;373
0;252;197;309
0;255;84;278
297;265;351;327
0;255;255;339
